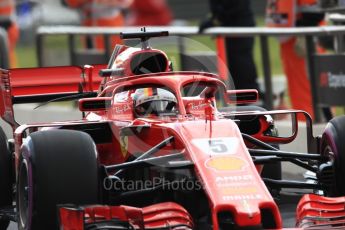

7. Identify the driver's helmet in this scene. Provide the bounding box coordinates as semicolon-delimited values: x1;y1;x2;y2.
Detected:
133;88;177;117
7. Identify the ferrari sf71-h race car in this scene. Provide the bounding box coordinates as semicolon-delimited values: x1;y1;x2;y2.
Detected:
1;30;345;230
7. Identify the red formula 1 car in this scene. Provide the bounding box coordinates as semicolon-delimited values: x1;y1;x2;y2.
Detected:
0;30;345;230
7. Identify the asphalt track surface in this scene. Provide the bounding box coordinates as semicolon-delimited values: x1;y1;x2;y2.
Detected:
5;104;326;229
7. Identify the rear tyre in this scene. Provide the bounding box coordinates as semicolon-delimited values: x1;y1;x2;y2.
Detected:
321;115;345;196
17;130;99;230
0;127;11;230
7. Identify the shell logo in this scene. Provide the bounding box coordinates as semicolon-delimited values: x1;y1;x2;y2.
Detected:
205;156;247;172
221;187;257;195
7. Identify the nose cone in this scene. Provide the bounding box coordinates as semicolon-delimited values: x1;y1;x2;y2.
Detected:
177;119;282;228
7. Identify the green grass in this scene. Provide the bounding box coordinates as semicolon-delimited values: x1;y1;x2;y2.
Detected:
15;19;283;77
16;45;38;68
154;35;283;77
16;35;72;68
184;17;284;76
255;17;283;76
254;37;283;76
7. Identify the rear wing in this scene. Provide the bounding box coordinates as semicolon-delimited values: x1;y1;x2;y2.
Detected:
0;64;105;129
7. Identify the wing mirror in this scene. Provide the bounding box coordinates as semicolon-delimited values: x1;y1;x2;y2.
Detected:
226;89;258;105
79;97;112;112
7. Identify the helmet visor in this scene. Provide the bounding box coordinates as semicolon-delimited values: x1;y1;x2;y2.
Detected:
135;100;176;116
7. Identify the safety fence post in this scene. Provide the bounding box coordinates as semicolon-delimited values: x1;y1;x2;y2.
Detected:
260;35;273;110
0;28;9;69
36;33;44;67
68;34;76;66
305;35;321;123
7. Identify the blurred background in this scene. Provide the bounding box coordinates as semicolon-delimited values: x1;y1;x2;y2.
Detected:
10;0;344;133
5;2;345;228
16;0;279;76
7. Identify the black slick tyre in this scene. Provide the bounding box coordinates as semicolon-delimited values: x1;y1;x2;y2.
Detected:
321;115;345;196
17;130;99;230
0;127;11;230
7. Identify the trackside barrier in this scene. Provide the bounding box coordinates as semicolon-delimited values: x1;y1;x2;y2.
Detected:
36;26;345;122
0;28;9;69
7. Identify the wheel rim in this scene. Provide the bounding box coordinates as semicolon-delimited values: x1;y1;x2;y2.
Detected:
18;159;30;229
321;143;337;196
322;145;334;159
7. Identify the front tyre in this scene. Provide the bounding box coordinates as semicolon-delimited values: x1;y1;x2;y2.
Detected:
0;127;12;230
17;130;99;230
321;115;345;196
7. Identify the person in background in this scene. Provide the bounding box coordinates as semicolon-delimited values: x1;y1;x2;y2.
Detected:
62;0;133;49
266;0;327;119
199;0;260;92
199;1;282;181
127;0;172;26
0;0;19;68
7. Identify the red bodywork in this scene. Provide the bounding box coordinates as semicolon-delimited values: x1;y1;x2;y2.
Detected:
59;202;193;230
297;194;345;228
1;41;344;229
